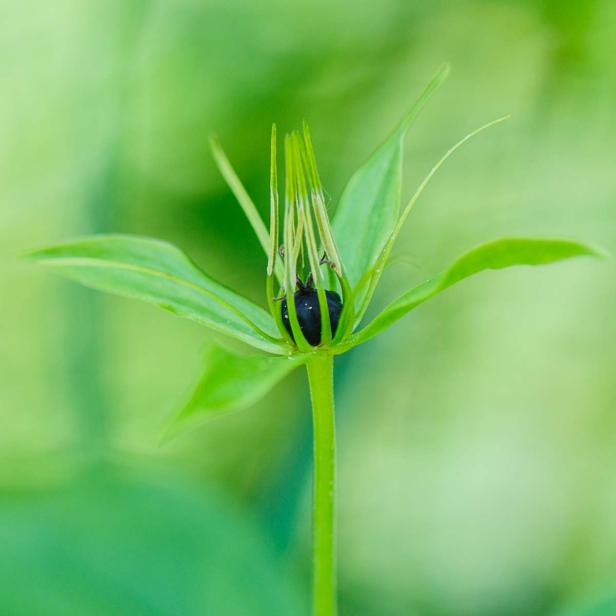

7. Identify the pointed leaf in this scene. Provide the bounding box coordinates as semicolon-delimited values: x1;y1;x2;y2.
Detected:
333;64;449;294
210;136;284;284
27;235;284;353
352;116;510;325
345;238;602;348
166;344;305;439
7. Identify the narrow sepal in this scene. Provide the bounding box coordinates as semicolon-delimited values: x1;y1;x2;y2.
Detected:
162;343;305;441
27;235;285;354
342;237;603;350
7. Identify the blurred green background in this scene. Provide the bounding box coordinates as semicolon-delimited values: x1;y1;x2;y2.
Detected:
2;0;615;614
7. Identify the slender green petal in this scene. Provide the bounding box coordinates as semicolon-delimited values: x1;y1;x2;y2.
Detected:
342;238;602;350
332;275;355;344
163;343;305;440
268;125;279;277
317;287;333;345
267;274;294;345
27;235;284;354
332;64;450;296
211;137;284;283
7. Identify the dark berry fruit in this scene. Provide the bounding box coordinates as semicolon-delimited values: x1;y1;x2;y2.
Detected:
281;288;342;346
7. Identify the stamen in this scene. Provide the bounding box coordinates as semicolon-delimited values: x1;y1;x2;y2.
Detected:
267;125;279;277
302;123;343;274
283;134;298;295
292;132;322;286
270;122;353;349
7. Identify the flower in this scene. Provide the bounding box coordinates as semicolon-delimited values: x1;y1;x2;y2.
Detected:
27;64;599;429
266;123;351;352
27;65;601;614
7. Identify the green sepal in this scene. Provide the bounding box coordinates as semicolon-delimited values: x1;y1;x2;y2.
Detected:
332;64;450;307
27;235;285;354
163;343;306;441
338;237;604;351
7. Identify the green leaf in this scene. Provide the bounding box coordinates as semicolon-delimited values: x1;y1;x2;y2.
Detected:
27;235;284;354
332;64;449;299
352;115;510;325
558;592;616;616
345;238;602;349
0;469;307;615
165;344;305;439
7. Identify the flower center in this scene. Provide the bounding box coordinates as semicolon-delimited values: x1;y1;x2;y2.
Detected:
281;288;342;346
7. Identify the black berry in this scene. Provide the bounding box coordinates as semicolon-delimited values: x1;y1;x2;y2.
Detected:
281;288;342;346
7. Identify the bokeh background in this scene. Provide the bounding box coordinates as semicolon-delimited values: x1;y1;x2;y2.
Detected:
2;1;615;614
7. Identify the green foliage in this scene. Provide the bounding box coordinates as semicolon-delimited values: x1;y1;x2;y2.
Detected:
26;94;603;456
347;238;601;349
9;4;616;614
352;115;510;324
26;85;602;431
558;593;616;616
166;344;306;439
332;64;449;306
27;235;283;354
0;469;306;615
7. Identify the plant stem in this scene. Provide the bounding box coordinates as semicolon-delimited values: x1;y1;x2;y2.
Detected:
306;352;337;616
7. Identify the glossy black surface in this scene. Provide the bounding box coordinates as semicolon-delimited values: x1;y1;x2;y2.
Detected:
280;289;342;346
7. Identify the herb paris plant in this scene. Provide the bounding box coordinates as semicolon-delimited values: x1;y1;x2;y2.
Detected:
28;65;601;616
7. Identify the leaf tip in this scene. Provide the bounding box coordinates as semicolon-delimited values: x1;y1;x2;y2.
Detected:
20;249;38;262
552;238;610;261
20;246;53;263
209;134;222;156
437;62;451;82
586;244;611;260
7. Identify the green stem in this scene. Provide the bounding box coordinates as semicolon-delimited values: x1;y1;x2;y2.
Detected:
306;353;337;616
